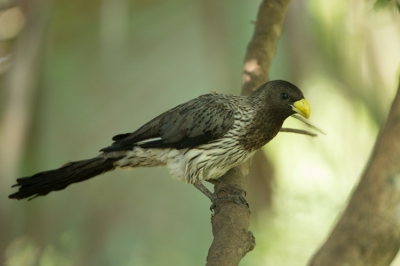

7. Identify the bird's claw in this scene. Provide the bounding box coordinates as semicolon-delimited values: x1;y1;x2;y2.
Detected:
210;182;249;214
193;180;249;214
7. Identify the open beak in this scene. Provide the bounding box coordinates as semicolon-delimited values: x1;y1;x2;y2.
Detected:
292;99;310;119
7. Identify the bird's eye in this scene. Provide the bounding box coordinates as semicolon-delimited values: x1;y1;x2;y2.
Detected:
281;93;289;100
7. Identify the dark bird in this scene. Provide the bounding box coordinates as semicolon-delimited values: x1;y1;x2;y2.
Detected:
9;80;310;201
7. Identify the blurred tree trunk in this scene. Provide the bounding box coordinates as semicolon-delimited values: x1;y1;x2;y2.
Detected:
206;1;290;265
0;0;49;260
0;0;49;189
309;78;400;266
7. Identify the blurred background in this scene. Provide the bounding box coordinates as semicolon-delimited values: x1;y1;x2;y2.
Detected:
0;0;399;265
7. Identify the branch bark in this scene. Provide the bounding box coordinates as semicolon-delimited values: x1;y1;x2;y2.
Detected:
206;1;290;265
242;0;290;96
309;78;400;266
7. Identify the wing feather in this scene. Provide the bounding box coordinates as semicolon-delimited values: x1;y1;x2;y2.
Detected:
100;93;235;152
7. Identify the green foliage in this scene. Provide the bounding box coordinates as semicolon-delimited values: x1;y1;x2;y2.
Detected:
374;0;400;12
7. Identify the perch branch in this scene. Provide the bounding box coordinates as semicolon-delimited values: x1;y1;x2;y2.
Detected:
206;1;291;265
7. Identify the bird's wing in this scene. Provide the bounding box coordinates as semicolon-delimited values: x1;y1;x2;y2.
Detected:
100;94;235;151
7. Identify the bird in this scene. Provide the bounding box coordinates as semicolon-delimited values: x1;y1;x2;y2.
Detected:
8;80;310;201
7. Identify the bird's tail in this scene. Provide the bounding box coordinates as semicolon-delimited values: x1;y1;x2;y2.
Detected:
9;156;121;200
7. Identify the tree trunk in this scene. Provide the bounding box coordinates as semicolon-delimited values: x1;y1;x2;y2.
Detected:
309;78;400;266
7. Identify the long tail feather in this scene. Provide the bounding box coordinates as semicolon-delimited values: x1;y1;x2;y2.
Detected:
9;156;121;200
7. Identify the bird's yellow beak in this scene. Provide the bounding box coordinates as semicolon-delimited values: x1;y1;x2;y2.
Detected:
292;99;310;119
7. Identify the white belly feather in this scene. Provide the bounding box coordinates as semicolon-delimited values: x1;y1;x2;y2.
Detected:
113;138;254;184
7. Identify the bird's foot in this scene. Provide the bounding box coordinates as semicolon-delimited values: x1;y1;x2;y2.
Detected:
207;178;247;196
208;179;249;214
193;180;249;214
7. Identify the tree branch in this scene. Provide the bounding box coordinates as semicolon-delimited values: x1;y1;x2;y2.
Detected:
242;0;291;96
280;128;317;137
206;1;291;265
309;77;400;266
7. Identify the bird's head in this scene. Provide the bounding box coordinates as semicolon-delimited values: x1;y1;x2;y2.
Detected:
250;80;310;120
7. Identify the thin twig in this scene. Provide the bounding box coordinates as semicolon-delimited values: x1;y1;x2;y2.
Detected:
291;114;326;135
280;128;317;137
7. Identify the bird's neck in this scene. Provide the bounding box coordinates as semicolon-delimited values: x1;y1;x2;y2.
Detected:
239;107;286;151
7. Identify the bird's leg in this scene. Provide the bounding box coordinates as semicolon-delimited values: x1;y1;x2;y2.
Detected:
193;181;214;201
193;180;249;213
207;179;247;197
